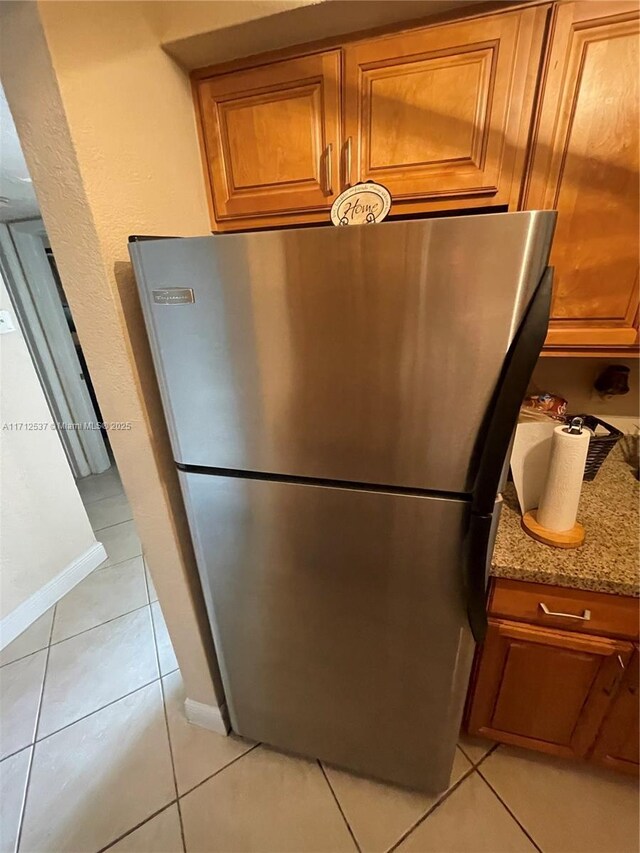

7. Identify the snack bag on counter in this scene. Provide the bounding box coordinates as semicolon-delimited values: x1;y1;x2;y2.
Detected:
520;393;567;422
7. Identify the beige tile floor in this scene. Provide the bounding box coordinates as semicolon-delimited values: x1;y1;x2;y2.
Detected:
1;467;638;853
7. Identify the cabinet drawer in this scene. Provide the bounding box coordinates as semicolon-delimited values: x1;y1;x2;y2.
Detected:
490;579;639;640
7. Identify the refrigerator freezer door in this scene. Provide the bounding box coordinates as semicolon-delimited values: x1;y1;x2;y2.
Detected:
130;211;555;491
179;469;475;792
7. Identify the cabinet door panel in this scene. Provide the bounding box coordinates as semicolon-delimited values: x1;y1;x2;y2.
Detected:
344;7;547;213
196;51;341;223
366;49;493;172
467;619;633;759
491;641;601;744
592;648;639;775
222;88;321;188
524;1;640;350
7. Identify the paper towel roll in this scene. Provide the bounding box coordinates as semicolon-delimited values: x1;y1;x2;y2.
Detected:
537;424;590;532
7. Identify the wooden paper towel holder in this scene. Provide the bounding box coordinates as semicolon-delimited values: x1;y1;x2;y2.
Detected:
521;509;585;549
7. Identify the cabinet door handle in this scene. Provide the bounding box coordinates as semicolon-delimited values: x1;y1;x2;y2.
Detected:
539;602;591;621
345;136;352;188
325;143;333;196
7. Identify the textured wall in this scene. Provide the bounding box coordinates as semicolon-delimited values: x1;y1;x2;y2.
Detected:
0;272;97;619
0;1;224;707
152;0;320;41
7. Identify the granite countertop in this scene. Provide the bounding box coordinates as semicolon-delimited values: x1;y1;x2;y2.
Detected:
492;440;640;597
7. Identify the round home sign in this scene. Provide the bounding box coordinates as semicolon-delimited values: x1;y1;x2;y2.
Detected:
330;182;392;226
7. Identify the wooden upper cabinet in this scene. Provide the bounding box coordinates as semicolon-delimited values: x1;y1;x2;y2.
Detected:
524;1;640;351
342;7;548;214
195;51;341;225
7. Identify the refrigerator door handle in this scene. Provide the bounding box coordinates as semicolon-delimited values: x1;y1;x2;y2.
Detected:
465;267;553;643
471;267;554;518
464;512;493;643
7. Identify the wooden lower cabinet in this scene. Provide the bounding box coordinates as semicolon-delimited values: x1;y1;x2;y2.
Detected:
592;647;640;775
466;580;640;775
467;619;633;759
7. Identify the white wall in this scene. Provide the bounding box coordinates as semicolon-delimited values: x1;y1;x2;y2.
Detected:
0;271;99;629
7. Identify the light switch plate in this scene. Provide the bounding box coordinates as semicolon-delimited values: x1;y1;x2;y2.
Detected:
0;309;16;334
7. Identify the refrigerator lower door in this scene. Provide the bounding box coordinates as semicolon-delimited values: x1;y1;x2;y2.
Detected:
180;470;475;793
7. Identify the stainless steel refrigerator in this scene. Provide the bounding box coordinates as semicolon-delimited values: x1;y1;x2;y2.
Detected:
129;211;556;792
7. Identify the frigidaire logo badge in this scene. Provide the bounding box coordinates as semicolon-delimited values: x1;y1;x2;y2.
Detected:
330;182;392;227
152;288;195;305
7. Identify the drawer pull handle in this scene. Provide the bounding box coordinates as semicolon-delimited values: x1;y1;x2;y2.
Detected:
539;602;591;621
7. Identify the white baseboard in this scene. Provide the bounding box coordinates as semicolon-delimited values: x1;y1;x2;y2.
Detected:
184;697;230;735
0;540;107;649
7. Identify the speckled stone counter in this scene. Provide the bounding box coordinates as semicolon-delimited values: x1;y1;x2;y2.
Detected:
492;441;640;597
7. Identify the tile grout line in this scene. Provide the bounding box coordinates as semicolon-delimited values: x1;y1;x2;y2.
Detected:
141;554;157;605
80;492;126;509
12;591;170;852
142;552;151;602
384;745;499;853
178;741;261;801
77;476;123;508
91;513;134;534
33;676;162;747
0;577;147;672
386;763;478;853
97;549;144;572
1;563;146;671
317;760;362;852
79;481;123;500
457;740;499;767
382;743;499;853
0;742;41;766
1;673;180;766
14;604;57;853
93;552;143;573
97;801;180;853
48;601;151;651
92;519;133;534
81;486;125;504
476;762;544;853
149;602;187;853
469;742;500;770
0;613;57;671
0;646;52;672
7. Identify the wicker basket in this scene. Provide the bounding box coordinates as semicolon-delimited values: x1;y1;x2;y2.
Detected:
566;414;623;481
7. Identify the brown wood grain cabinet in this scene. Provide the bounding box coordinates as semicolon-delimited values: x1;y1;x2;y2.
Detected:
467;618;633;759
466;579;640;774
192;0;640;353
194;6;548;226
342;7;547;215
524;1;640;352
195;51;342;225
592;647;640;775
